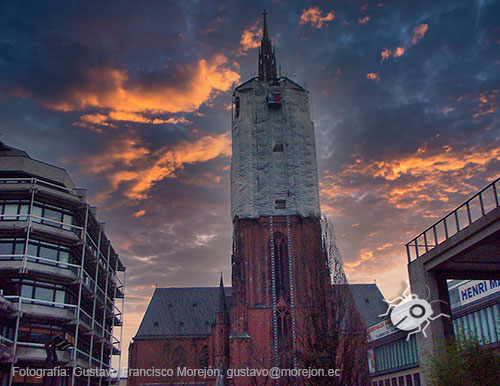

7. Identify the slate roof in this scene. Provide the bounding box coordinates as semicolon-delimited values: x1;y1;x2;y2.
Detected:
135;283;386;339
348;284;387;327
135;287;232;338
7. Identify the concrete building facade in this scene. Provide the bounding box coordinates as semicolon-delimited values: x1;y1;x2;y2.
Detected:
0;142;125;386
406;177;500;385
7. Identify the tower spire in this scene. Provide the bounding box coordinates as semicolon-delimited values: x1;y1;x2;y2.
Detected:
217;273;227;313
258;10;277;81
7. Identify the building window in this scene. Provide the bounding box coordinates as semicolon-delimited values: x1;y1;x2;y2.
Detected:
277;308;291;345
272;232;289;299
26;239;72;268
405;374;413;386
273;143;284;152
0;238;25;260
234;97;240;119
0;202;29;221
374;334;418;372
277;308;292;367
173;345;186;368
275;199;286;209
200;345;208;367
21;281;67;306
31;202;75;231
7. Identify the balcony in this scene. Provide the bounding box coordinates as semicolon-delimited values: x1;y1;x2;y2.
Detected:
15;342;72;365
5;296;76;322
0;254;78;282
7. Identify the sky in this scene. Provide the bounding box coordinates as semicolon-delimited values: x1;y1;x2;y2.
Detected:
1;0;499;371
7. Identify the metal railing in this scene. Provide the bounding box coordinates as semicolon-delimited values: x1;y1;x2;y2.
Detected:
406;177;500;262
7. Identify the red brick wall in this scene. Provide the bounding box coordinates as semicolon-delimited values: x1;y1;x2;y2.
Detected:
230;215;331;379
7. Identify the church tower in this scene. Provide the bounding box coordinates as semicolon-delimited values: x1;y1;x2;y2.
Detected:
230;11;331;378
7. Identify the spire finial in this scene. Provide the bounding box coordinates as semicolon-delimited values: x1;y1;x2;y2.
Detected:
258;10;277;81
262;9;269;41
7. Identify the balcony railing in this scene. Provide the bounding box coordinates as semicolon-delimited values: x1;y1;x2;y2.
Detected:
406;177;500;262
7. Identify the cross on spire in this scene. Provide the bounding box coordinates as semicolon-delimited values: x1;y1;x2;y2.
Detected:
258;10;277;81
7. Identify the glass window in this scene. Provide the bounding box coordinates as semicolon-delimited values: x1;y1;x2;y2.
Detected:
39;246;58;261
3;204;18;220
14;241;25;255
174;346;186;368
398;376;404;386
199;345;208;367
62;214;73;230
55;290;65;304
19;205;29;220
406;374;413;386
413;373;421;386
27;242;38;257
35;287;53;302
391;378;398;386
32;206;43;222
59;251;69;263
0;242;13;254
43;208;62;226
22;285;33;298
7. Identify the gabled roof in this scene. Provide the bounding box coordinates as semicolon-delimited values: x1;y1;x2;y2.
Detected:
135;283;385;339
134;287;232;338
348;284;387;327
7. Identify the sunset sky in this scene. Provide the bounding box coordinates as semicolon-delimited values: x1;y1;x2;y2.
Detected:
1;0;499;370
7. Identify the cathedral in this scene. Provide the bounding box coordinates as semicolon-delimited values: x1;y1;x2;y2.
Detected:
129;12;374;386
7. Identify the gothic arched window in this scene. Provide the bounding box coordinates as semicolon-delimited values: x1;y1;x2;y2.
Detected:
277;307;292;360
272;232;289;299
199;345;209;368
173;345;186;368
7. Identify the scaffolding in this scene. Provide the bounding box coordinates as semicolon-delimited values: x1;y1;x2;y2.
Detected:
0;177;125;386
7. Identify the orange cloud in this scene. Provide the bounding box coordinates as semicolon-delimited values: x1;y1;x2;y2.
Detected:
85;136;150;174
133;210;146;218
76;111;192;129
344;248;374;270
239;20;261;53
393;47;405;57
358;15;370;24
380;49;392;63
366;72;380;81
473;89;499;117
299;7;335;29
321;144;500;211
440;106;455;114
84;133;231;200
319;143;499;296
43;55;239;124
410;24;428;45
